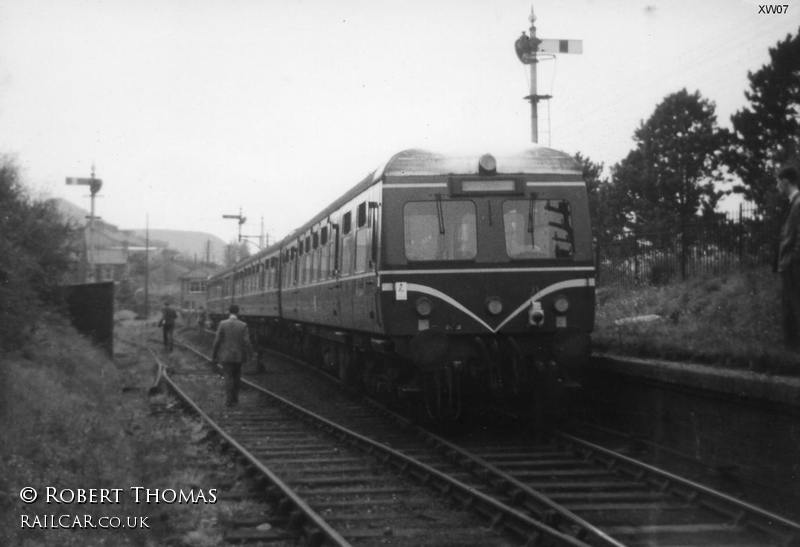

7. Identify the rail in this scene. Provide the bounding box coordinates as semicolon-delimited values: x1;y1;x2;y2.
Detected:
559;431;800;546
150;348;351;547
169;341;590;546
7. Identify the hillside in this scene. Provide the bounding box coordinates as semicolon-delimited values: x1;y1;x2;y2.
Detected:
49;198;227;264
130;229;226;264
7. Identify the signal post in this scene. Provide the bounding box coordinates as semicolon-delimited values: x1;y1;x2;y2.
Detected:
66;167;103;283
515;9;582;143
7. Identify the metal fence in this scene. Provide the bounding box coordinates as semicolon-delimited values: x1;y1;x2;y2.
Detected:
597;204;776;286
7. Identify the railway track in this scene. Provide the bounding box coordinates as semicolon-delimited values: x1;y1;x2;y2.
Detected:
153;342;586;546
178;327;800;547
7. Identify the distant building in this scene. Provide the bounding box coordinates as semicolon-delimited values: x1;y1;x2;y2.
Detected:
70;222;157;284
179;266;217;313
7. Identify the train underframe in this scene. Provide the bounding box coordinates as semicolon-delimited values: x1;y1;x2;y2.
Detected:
240;316;590;424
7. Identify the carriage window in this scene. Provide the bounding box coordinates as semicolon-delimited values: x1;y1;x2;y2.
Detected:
321;226;328;245
404;200;477;261
289;247;298;286
320;243;330;279
355;228;370;273
269;257;277;288
343;212;352;234
311;248;320;281
357;202;367;228
304;252;313;284
341;235;354;276
503;199;574;259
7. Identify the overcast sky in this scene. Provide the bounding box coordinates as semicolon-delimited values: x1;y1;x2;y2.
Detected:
0;0;797;246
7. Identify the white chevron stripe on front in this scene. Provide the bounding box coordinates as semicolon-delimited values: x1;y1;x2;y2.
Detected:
405;278;594;334
492;278;594;332
405;283;495;332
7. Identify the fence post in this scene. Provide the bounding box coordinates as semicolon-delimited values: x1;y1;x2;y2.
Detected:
680;224;687;281
738;202;744;265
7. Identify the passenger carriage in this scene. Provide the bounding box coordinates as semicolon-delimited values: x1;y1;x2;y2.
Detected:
207;148;595;421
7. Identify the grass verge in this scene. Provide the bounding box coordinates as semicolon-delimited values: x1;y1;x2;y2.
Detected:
0;312;269;546
594;266;800;374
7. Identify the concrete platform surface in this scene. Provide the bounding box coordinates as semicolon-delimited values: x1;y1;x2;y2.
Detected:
593;353;800;408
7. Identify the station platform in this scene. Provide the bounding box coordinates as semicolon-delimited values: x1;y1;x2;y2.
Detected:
592;352;800;408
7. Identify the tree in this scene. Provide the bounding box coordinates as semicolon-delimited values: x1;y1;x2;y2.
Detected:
729;28;800;210
574;152;624;247
611;89;729;279
0;157;76;348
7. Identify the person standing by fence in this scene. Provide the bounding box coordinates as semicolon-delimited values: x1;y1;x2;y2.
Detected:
776;164;800;350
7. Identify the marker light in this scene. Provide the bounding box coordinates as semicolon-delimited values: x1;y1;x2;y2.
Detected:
415;297;433;317
478;154;497;175
529;300;544;325
486;297;503;315
554;295;570;313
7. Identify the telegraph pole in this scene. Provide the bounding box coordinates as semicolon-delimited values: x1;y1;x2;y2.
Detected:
515;8;582;143
144;214;150;319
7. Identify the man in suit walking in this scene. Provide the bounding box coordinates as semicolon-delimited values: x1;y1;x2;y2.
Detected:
158;302;178;352
212;304;252;407
777;164;800;349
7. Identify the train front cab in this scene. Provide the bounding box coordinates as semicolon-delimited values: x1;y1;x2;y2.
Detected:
375;149;595;421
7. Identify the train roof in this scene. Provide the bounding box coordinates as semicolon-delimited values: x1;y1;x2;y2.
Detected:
209;146;583;279
376;147;582;178
282;147;583;240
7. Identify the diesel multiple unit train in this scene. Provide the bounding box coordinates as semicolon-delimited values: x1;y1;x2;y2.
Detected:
206;148;595;421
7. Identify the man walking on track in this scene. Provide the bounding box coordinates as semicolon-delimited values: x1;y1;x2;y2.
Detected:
158;302;178;352
212;304;252;407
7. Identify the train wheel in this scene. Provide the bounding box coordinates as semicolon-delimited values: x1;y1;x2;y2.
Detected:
504;338;529;397
301;334;321;366
362;354;381;397
337;346;362;394
422;364;462;422
474;337;501;396
291;332;303;357
321;344;335;371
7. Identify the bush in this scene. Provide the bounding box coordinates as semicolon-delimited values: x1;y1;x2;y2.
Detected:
0;157;76;350
595;266;796;372
0;315;144;546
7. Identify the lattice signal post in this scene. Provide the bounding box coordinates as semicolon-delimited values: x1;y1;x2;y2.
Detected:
515;8;582;143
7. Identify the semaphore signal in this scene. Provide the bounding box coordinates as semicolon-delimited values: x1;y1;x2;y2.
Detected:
66;164;103;282
515;7;582;144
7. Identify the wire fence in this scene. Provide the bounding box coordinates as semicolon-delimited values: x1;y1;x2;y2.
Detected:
597;204;777;286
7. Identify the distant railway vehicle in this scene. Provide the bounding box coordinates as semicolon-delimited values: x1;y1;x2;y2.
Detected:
207;148;595;421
